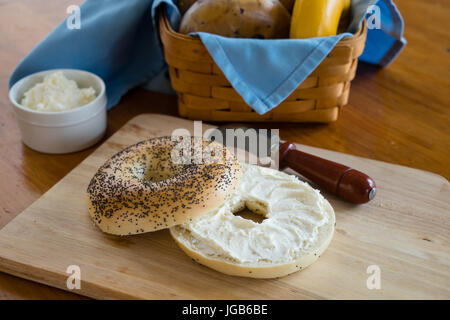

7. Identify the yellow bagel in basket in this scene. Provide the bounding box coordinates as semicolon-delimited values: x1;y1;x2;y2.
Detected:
290;0;351;38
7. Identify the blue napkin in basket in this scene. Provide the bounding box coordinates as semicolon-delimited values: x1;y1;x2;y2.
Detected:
9;0;406;114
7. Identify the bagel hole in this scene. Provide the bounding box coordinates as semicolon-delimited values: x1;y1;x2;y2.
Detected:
144;168;178;182
233;200;267;224
144;159;183;182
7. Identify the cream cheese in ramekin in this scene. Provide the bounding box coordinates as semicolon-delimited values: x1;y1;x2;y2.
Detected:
20;71;96;112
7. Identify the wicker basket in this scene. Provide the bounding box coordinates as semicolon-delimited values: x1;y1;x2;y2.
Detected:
159;12;367;123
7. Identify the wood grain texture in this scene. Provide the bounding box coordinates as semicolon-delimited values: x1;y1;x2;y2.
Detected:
0;114;449;300
0;0;449;299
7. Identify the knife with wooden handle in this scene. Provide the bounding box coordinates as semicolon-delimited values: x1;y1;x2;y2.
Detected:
209;126;376;204
279;142;376;204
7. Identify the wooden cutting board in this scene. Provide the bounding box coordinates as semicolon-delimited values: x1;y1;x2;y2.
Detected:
0;114;448;299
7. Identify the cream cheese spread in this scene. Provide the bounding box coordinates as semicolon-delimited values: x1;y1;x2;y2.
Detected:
174;163;333;265
21;71;96;112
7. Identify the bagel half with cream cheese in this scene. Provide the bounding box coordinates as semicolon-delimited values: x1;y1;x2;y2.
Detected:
87;136;241;235
170;163;335;279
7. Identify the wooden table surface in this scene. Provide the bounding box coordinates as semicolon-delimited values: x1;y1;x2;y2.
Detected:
0;0;449;299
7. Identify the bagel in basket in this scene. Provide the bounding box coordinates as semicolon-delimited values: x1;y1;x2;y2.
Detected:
179;0;291;39
87;136;241;235
170;163;335;279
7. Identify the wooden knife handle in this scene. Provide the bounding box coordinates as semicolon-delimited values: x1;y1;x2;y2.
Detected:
279;142;376;204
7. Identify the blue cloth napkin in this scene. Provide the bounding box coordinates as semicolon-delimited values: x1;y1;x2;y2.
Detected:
10;0;406;114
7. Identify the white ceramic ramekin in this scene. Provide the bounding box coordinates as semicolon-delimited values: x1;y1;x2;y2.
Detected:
9;69;107;154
